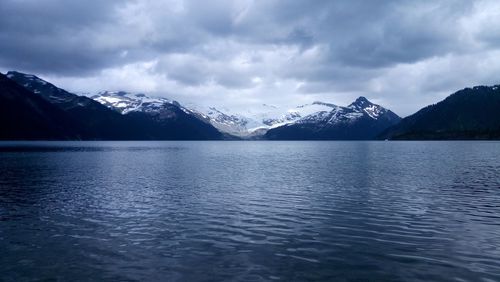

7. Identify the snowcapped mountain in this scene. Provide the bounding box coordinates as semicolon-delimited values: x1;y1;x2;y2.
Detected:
92;91;181;114
90;90;399;139
91;92;340;137
265;97;401;140
91;91;216;122
6;71;223;140
186;101;338;137
348;97;394;119
89;91;223;139
183;104;254;137
293;97;398;126
245;102;336;128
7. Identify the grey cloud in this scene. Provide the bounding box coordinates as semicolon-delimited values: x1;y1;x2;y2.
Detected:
0;0;134;75
0;0;480;74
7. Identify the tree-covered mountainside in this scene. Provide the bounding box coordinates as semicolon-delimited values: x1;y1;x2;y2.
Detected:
0;73;83;140
379;86;500;140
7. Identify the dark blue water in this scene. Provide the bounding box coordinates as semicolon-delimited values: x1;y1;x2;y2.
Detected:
1;141;499;281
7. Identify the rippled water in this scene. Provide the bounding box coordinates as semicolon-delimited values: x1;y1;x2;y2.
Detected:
0;141;499;281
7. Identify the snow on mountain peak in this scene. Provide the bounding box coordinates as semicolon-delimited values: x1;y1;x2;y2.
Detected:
352;96;370;104
348;97;388;120
91;91;175;114
7;71;48;86
184;101;340;137
89;91;397;138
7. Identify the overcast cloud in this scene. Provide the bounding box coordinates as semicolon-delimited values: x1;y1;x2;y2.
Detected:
1;0;500;116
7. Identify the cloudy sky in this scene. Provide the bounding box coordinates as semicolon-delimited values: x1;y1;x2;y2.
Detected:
1;0;500;116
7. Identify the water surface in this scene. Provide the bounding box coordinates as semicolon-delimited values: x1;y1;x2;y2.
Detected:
1;141;499;281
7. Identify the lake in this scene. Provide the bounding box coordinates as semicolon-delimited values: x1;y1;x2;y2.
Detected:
0;141;499;281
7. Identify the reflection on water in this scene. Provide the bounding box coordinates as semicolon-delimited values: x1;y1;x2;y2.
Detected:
1;141;500;281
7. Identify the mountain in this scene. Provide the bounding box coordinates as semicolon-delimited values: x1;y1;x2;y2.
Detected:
92;91;173;114
90;91;223;140
7;71;223;140
379;85;500;140
6;71;144;140
91;90;354;138
0;72;83;140
265;97;401;140
186;101;338;138
247;102;338;129
183;104;254;137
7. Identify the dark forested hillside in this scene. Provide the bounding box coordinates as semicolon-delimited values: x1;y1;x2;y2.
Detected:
379;86;500;140
0;73;83;140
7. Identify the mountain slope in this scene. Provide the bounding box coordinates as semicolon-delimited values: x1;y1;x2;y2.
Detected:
188;106;253;137
90;91;223;140
0;72;83;140
186;101;338;138
92;91;174;114
91;92;344;138
7;71;144;140
379;85;500;140
8;71;223;140
265;97;401;140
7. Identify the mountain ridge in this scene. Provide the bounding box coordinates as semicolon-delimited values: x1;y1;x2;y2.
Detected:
5;71;223;140
265;97;401;140
3;70;499;140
